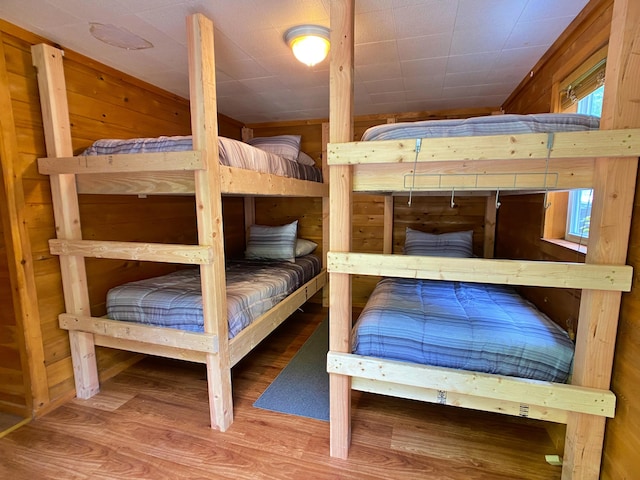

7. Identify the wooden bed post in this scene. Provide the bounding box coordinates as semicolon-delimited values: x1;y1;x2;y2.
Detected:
31;44;99;399
322;121;330;306
329;0;355;459
187;13;233;431
383;196;394;254
563;0;640;477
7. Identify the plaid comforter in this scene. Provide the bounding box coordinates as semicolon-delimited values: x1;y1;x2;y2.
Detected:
106;255;321;339
352;277;574;382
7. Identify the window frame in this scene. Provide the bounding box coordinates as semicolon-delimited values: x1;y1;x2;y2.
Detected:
543;46;607;250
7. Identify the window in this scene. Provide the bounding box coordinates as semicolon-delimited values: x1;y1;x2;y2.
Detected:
563;86;604;243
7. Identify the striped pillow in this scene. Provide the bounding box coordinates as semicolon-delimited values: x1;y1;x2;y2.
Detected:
404;228;473;258
247;135;301;162
245;221;298;262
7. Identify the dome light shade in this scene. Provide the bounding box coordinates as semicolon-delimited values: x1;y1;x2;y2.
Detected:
284;25;330;67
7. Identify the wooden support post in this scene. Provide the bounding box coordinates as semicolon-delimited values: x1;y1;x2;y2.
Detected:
484;194;497;258
563;0;640;477
383;196;394;254
329;0;355;459
322;122;330;307
31;44;99;399
187;13;233;431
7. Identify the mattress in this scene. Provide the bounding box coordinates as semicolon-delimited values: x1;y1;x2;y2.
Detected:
106;255;321;339
352;277;574;382
82;135;323;183
360;113;599;141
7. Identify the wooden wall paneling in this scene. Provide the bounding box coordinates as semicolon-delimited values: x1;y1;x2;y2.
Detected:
1;31;48;417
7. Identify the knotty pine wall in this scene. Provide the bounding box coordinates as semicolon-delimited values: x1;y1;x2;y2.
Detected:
0;200;26;416
0;19;246;414
502;0;640;478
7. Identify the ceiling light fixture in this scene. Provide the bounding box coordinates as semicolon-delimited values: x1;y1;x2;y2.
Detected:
284;25;330;67
89;23;153;50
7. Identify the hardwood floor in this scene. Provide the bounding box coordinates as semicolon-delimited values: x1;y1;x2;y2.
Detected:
0;303;562;479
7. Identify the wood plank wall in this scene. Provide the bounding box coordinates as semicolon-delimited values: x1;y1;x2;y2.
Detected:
0;201;25;416
0;19;245;413
501;1;640;478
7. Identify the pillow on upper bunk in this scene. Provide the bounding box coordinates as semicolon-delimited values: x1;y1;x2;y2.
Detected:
404;228;473;258
245;220;298;262
295;238;318;256
246;135;301;162
297;151;317;166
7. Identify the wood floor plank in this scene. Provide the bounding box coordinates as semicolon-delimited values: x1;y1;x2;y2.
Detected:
0;303;563;479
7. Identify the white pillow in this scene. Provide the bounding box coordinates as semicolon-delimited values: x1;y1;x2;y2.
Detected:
403;227;473;258
295;238;318;256
297;151;317;166
245;220;298;262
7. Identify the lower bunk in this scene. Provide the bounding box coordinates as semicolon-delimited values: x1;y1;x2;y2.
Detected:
327;271;616;451
59;254;326;419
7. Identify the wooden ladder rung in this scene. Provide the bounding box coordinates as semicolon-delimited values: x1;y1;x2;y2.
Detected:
49;239;214;264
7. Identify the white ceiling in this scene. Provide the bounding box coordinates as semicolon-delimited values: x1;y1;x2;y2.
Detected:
0;0;589;124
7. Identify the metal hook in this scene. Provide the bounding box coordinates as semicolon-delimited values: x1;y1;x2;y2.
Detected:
451;188;456;208
495;189;501;209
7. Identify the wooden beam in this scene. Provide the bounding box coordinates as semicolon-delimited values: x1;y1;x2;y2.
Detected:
74;166;329;197
328;352;615;418
484;194;497;258
49;239;214;264
351;158;595;192
327;252;632;291
187;13;233;432
328;0;354;460
353;377;570;424
31;43;99;399
58;314;218;354
383;196;394;254
38;151;203;175
328;129;640;165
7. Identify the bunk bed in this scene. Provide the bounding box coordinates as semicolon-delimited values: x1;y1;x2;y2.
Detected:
31;13;328;432
326;1;640;478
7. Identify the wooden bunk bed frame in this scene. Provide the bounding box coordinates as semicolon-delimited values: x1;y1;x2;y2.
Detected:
326;1;640;478
31;13;328;432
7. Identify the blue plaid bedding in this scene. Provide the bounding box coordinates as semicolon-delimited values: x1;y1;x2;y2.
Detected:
360;113;599;141
352;277;574;382
106;255;321;339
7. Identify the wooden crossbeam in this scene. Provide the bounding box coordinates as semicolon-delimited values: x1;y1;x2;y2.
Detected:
328;128;640;165
327;252;633;291
328;352;616;418
49;239;214;265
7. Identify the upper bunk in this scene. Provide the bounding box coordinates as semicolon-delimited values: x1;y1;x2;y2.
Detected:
33;16;328;199
328;112;640;194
